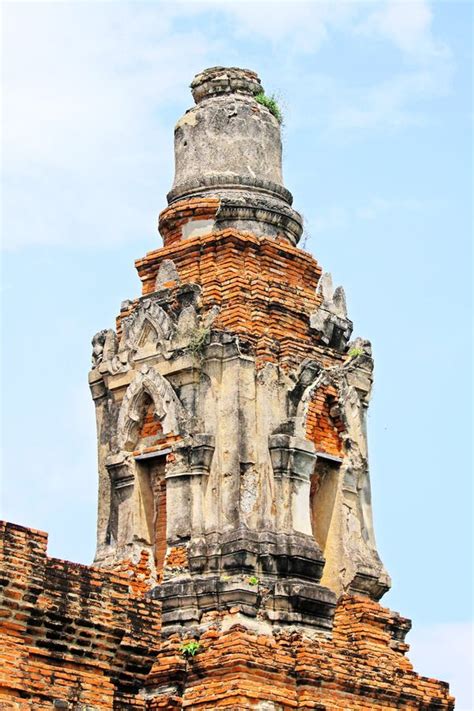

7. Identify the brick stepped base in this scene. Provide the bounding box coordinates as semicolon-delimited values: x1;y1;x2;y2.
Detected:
149;601;453;710
0;522;454;710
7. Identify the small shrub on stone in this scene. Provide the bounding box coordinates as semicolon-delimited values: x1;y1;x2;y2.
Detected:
189;326;210;357
255;92;282;123
180;640;201;657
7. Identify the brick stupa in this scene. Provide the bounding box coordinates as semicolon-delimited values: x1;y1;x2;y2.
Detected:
0;67;454;709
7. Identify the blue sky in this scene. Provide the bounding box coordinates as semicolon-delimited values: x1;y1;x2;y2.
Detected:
1;1;472;706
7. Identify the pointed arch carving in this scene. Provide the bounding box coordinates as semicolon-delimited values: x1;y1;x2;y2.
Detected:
117;365;186;450
122;299;174;355
294;370;327;439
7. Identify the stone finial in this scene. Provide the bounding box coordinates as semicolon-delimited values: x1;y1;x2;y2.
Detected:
190;66;262;103
162;67;303;245
171;66;284;198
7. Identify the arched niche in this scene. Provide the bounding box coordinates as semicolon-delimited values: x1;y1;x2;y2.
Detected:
117;365;185;452
294;377;345;565
111;366;186;573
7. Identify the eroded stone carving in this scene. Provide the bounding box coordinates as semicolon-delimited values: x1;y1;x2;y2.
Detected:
288;360;322;416
103;330;118;361
117;365;186;450
106;453;134;490
120;298;174;359
91;327;128;376
91;329;108;367
165;434;215;479
310;273;353;351
203;304;220;328
175;305;199;340
269;435;316;481
155;259;181;291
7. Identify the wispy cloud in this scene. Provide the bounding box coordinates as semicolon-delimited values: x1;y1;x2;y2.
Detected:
2;3;221;250
354;0;449;62
329;51;452;132
2;1;454;250
335;1;452;131
269;1;453;134
214;1;359;53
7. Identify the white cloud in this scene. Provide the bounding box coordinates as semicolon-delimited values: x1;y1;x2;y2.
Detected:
210;0;445;63
329;69;441;130
1;1;454;249
355;0;448;62
294;55;452;134
265;1;453;134
343;0;452;130
214;1;358;53
408;621;473;711
1;3;223;248
2;1;450;169
2;3;215;169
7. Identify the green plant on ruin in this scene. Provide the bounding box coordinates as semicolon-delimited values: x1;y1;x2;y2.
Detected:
189;325;210;358
180;640;201;658
348;347;364;358
247;575;259;586
255;92;282;123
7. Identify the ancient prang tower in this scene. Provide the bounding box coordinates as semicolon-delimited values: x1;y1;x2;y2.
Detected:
0;68;454;709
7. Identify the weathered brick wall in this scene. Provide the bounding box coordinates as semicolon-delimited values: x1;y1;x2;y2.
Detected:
306;384;345;458
0;522;454;709
134;227;344;369
153;478;167;581
158;197;220;246
138;401;163;440
0;522;160;709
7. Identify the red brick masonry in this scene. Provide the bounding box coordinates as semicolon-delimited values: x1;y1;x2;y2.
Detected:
135;227;334;369
0;522;454;710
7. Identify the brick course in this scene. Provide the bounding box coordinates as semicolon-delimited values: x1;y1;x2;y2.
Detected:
134;227;343;369
0;522;454;709
306;385;345;458
0;521;160;709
